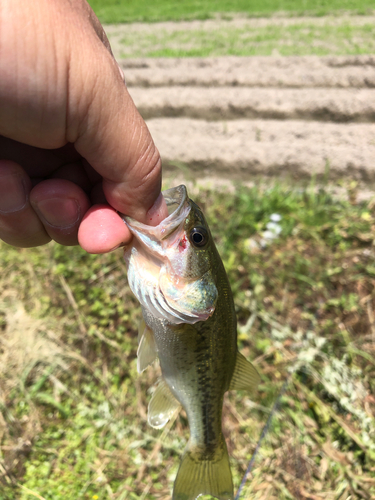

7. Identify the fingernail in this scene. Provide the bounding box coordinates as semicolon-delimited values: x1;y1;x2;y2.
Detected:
0;172;27;214
117;63;126;84
36;198;80;228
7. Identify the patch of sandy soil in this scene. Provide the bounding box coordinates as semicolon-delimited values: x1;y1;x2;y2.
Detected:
118;54;375;185
105;15;375;186
120;56;375;90
146;118;375;181
120;56;375;88
129;87;375;122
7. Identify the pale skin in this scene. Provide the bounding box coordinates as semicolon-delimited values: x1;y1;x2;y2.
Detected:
0;0;168;253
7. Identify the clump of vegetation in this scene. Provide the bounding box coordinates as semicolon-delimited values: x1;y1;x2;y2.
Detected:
0;180;374;499
116;21;375;58
87;0;375;24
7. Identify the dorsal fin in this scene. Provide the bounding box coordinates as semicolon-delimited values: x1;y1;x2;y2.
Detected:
137;319;157;374
148;380;181;429
229;352;260;391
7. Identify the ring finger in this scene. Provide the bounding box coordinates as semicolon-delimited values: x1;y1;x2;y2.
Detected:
0;160;50;247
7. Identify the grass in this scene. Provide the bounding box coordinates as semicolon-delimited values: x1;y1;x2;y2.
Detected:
0;179;374;499
111;19;375;58
87;0;375;24
90;0;375;59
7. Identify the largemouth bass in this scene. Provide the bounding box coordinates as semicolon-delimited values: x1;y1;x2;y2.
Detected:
123;185;259;500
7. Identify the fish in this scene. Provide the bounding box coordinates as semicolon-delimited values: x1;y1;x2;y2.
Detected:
122;185;259;500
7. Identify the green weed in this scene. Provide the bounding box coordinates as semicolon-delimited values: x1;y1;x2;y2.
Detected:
0;180;374;499
87;0;375;24
113;21;375;58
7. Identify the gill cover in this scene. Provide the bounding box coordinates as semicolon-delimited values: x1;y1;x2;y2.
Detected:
123;185;218;325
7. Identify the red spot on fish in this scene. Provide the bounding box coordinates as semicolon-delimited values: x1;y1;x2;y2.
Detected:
149;218;152;221
179;235;187;251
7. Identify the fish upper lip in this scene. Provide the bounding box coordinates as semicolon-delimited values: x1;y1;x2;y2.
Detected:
121;185;191;241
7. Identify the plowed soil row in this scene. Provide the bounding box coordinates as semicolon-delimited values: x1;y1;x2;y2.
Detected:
121;56;375;88
119;56;375;183
129;87;375;122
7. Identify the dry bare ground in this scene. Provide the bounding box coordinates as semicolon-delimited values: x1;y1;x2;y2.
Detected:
116;55;375;184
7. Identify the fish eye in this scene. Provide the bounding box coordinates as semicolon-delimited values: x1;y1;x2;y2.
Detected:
189;227;208;247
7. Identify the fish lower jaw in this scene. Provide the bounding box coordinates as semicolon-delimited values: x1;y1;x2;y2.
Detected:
194;305;215;321
168;306;215;325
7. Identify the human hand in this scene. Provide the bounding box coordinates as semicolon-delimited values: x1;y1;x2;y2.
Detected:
0;0;167;253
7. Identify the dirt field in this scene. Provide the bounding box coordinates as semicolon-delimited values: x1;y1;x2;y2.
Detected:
108;22;375;186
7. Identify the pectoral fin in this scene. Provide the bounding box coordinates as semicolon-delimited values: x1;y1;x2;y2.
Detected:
148;380;181;429
137;319;157;374
229;352;260;391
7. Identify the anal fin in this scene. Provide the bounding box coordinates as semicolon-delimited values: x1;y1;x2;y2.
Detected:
137;319;157;374
229;351;260;391
148;380;181;429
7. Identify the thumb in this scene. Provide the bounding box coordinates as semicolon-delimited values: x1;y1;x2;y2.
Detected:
63;2;169;252
65;21;164;223
1;0;165;223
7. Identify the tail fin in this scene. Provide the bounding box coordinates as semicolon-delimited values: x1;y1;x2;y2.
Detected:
172;444;233;500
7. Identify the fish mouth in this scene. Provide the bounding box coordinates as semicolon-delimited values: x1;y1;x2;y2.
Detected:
121;185;191;243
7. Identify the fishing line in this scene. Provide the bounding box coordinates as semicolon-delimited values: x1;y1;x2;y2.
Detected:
234;376;291;500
